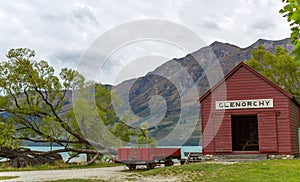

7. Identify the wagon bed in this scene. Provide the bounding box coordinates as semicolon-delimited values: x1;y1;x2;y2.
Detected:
117;147;181;170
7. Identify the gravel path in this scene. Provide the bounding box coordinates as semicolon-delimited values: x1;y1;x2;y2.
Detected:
0;166;178;182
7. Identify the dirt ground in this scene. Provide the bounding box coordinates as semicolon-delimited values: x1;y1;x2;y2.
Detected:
0;165;179;182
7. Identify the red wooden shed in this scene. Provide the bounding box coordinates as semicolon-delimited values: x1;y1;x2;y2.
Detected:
199;62;300;155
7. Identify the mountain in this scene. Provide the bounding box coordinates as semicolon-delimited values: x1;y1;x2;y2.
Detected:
2;38;291;147
112;38;293;145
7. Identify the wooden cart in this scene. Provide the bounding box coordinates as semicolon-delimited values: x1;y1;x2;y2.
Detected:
117;147;181;170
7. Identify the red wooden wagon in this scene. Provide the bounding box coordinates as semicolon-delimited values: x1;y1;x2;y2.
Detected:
117;147;181;170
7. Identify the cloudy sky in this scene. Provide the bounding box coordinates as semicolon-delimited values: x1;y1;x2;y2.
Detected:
0;0;290;85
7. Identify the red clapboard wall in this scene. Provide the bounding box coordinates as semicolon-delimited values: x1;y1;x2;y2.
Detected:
199;62;300;155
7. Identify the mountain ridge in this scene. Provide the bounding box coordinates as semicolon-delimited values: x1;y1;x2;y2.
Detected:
112;38;292;145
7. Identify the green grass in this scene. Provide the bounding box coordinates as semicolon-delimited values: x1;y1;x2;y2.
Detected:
0;161;123;172
46;179;106;182
138;160;300;181
0;176;18;180
4;160;300;181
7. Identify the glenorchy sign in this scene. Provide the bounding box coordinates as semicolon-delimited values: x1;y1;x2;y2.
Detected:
216;99;273;110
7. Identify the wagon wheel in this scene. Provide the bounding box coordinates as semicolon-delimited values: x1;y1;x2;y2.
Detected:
164;157;174;167
127;164;137;170
146;163;152;170
146;162;156;170
164;160;169;167
131;164;137;170
169;158;174;166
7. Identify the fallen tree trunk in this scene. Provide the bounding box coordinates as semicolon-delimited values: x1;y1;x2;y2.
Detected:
0;146;117;167
0;147;63;167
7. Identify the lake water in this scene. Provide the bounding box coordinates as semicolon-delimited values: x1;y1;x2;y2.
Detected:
23;145;202;162
28;146;87;163
180;146;202;158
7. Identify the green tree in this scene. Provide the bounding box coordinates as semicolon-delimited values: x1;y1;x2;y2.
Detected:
246;46;300;99
0;118;18;149
280;0;300;61
135;122;157;147
0;48;135;166
110;110;136;142
72;83;137;163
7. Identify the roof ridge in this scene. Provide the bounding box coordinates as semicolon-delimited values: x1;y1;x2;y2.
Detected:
199;62;293;102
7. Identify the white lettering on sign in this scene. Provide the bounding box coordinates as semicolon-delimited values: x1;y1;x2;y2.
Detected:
216;99;273;110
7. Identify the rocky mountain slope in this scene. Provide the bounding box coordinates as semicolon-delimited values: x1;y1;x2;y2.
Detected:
2;38;291;146
112;38;293;145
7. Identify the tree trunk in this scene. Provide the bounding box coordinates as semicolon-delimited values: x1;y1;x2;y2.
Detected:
86;152;100;166
85;145;92;162
0;147;63;168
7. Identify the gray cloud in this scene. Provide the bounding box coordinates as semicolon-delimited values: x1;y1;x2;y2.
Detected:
251;20;275;30
202;21;221;31
0;0;290;84
73;6;98;25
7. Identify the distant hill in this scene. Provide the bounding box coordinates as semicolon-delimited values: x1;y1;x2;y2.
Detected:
1;38;292;146
112;38;293;145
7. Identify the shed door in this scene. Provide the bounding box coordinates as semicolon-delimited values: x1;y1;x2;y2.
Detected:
258;112;278;153
232;115;258;151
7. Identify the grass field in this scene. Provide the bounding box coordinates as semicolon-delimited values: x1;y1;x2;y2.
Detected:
47;159;300;182
141;159;300;181
0;161;122;172
0;176;18;180
47;179;106;182
2;160;300;181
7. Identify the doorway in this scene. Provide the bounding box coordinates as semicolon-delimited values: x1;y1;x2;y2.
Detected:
232;115;259;151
